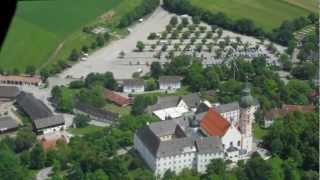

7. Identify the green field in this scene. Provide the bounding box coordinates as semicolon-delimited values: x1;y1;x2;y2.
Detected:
189;0;314;31
0;0;142;71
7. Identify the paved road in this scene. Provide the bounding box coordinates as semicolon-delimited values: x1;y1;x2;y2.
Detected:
36;167;52;180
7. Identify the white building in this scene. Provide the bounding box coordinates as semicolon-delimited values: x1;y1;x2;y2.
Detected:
159;76;183;91
123;79;144;93
147;94;201;120
134;120;224;177
215;102;240;126
16;92;66;135
33;115;66;135
135;84;259;177
199;108;243;162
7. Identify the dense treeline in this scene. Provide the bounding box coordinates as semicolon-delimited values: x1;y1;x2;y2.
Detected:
163;0;318;46
263;112;319;178
119;0;160;27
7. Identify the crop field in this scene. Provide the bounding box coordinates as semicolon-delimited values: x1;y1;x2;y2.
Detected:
189;0;314;32
0;0;142;71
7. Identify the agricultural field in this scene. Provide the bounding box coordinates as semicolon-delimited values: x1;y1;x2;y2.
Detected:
189;0;315;32
0;0;143;72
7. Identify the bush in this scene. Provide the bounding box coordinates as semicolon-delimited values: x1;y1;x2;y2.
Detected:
69;80;85;89
69;49;80;61
73;114;90;128
148;32;158;40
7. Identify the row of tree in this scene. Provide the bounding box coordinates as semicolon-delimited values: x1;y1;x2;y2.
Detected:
119;0;160;27
163;0;318;46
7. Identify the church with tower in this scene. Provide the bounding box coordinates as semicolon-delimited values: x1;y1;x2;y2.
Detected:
134;83;259;177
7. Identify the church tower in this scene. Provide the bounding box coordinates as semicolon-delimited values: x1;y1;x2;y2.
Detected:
239;82;258;152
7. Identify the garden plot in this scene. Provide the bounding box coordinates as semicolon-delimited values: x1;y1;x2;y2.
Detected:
124;15;287;67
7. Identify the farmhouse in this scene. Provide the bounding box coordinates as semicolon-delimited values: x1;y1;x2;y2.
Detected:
74;101;119;124
33;115;65;134
0;116;18;134
16;92;65;134
147;93;201;120
0;75;41;86
264;104;315;128
0;86;20;102
104;89;131;107
159;76;183;91
16;92;53;120
123;79;145;93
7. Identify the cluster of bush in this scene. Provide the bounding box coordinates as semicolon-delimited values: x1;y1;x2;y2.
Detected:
163;0;318;46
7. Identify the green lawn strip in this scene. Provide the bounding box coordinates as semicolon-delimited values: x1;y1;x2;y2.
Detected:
68;125;104;136
253;123;268;139
105;102;132;116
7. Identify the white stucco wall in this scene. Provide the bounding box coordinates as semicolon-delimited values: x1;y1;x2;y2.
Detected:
221;109;240;125
123;86;144;93
156;152;196;177
196;152;224;173
159;82;181;91
40;124;66;135
221;126;242;150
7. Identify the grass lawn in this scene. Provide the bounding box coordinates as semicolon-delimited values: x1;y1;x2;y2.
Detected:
0;0;143;71
253;123;268;139
105;102;131;116
189;0;313;32
68;125;104;136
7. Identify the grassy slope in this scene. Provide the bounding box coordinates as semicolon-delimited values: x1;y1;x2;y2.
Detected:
0;0;142;71
189;0;312;32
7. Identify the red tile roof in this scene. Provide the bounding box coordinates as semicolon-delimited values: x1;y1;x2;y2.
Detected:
265;104;315;120
104;89;131;106
200;108;230;136
40;135;67;151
